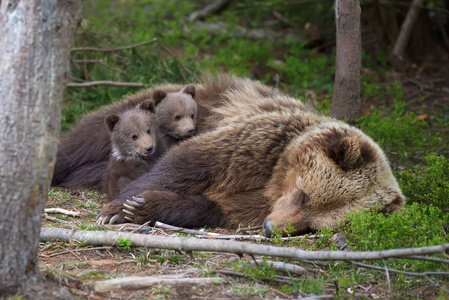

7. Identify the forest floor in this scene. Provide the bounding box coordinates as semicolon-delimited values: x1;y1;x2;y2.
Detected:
40;184;442;300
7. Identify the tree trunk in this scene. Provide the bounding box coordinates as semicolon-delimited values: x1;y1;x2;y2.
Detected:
0;0;81;298
330;0;362;123
392;0;427;60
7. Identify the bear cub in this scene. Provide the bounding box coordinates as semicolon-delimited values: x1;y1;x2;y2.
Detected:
103;100;166;200
103;85;198;200
153;84;197;143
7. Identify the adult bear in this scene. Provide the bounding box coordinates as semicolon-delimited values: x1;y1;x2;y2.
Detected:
96;85;405;237
52;75;279;191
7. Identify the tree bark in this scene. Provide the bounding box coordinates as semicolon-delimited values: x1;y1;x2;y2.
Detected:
330;0;362;123
0;0;81;298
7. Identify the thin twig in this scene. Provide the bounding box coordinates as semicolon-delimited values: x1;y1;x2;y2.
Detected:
67;81;145;88
235;225;263;234
131;221;152;233
42;213;73;225
71;38;157;52
44;208;80;217
154;221;220;236
383;259;391;291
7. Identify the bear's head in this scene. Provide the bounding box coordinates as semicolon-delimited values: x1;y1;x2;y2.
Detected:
152;85;197;139
263;123;405;237
105;100;158;161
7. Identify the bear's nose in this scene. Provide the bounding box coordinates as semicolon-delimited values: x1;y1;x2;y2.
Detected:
187;128;195;135
145;145;153;153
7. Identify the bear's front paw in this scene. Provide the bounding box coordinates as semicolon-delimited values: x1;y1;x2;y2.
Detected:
96;212;121;225
122;196;146;222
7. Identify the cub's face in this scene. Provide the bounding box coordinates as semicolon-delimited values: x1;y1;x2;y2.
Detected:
105;100;158;160
154;86;198;139
264;125;405;237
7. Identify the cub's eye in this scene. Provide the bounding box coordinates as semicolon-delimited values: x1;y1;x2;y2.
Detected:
174;114;181;121
131;134;138;140
191;114;195;119
147;129;151;135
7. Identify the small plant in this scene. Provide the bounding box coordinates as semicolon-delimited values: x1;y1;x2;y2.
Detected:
399;153;449;210
340;203;449;272
235;257;278;283
118;237;132;251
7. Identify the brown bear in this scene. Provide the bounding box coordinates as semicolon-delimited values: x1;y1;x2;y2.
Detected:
103;99;167;200
52;84;200;191
96;84;405;237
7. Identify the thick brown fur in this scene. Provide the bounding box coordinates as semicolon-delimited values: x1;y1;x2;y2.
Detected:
97;81;405;236
103;100;169;200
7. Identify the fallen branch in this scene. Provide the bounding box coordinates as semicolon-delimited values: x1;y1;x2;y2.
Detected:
67;81;145;88
95;275;220;292
44;208;80;217
40;227;449;262
71;38;157;52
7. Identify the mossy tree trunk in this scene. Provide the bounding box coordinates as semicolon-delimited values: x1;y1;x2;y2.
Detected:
0;0;81;298
330;0;362;123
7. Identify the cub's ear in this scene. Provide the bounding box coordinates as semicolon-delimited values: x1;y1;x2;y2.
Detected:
153;90;167;106
139;99;156;113
182;84;196;99
105;114;120;132
327;136;376;171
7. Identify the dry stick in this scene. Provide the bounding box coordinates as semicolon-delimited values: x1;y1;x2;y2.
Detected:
71;38;158;52
42;213;73;225
67;81;145;88
406;255;449;265
383;259;391;291
44;208;80;217
40;227;449;262
155;221;220;236
235;225;263;234
156;221;312;241
94;276;220;292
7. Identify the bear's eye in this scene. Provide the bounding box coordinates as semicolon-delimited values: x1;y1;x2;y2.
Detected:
191;113;195;119
174;114;181;121
147;129;151;135
131;134;138;140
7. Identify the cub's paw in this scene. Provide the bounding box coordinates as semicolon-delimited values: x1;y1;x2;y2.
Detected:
122;196;146;223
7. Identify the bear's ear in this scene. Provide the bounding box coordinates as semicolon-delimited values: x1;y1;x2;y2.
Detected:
327;136;376;171
105;114;120;132
139;99;156;113
153;90;167;106
182;84;196;99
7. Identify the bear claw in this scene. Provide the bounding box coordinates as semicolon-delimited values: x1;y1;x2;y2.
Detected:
131;196;145;204
123;202;136;210
109;214;119;224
